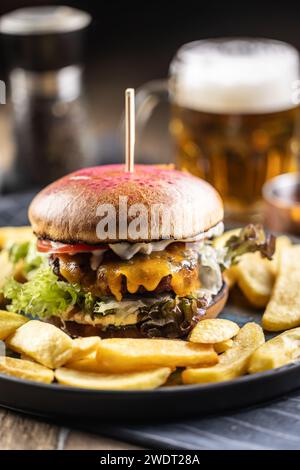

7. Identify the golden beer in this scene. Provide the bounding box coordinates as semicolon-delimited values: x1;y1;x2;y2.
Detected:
171;106;300;218
169;39;300;221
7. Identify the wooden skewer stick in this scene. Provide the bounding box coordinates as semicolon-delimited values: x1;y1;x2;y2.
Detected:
125;88;135;173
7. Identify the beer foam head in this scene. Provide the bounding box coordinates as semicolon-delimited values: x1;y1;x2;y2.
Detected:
170;38;300;114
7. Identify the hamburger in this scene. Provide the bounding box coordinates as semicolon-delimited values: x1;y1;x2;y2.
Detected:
2;164;274;338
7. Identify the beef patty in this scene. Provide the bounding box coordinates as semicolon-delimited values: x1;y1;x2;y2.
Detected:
49;242;202;300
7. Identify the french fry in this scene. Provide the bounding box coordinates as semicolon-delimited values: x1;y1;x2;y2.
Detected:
214;339;233;354
234;253;274;307
182;323;265;384
268;236;291;276
235;236;291;308
0;250;14;290
0;356;54;383
67;351;129;374
66;352;100;373
189;319;239;344
55;367;172;390
70;337;101;362
69;349;177;376
0;310;28;340
263;245;300;331
248;328;300;373
97;338;218;372
0;226;34;249
6;320;73;368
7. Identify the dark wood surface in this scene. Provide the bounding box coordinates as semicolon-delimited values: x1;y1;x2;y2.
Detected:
102;389;300;450
0;408;141;450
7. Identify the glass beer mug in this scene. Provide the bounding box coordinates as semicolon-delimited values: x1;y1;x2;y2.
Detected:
136;38;300;222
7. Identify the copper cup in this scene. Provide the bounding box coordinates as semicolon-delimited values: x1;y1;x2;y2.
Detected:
263;173;300;235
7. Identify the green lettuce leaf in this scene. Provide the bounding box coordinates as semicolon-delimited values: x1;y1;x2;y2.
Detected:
8;240;46;274
222;224;276;269
2;267;92;318
9;241;29;264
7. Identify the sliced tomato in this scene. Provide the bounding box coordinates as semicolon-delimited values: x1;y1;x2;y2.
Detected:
37;239;106;254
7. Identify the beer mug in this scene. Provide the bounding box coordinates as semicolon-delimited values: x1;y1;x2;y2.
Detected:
136;38;300;222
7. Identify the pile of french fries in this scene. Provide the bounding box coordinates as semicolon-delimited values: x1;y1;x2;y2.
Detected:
0;226;300;391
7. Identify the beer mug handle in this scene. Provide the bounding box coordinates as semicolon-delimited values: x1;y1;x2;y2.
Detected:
135;79;169;135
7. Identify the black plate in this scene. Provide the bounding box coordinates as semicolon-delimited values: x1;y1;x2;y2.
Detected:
1;301;300;422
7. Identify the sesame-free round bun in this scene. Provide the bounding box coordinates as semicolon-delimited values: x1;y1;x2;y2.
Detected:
29;164;223;243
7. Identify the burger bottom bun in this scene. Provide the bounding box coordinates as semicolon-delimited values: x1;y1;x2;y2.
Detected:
48;284;228;339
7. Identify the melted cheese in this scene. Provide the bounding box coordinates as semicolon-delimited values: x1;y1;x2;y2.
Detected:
97;243;201;301
58;243;201;301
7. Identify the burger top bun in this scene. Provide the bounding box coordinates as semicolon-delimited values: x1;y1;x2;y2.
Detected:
29;164;223;243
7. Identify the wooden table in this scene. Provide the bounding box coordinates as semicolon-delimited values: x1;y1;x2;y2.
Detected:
0;408;140;450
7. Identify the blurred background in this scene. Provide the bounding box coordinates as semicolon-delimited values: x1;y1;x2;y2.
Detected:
1;1;300;228
1;0;300;166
